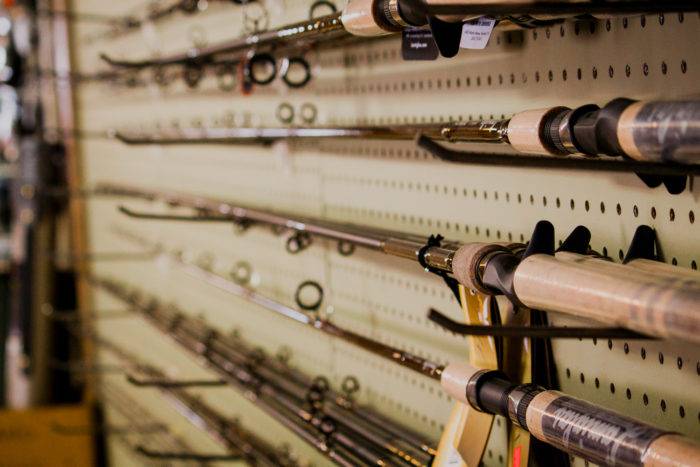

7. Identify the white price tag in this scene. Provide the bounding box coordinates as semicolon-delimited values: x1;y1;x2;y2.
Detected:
459;17;496;50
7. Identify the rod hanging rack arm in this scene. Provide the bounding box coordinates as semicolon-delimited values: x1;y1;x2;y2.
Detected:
99;182;700;344
135;446;242;461
112;98;700;167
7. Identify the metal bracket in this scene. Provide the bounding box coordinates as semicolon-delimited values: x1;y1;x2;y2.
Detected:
135;445;241;461
126;373;227;388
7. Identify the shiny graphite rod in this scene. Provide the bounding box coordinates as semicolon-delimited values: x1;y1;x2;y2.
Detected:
113;99;700;165
94;277;434;466
100;182;700;344
181;255;444;381
100;13;347;68
99;338;282;467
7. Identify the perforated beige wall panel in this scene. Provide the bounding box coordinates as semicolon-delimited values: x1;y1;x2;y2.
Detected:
69;1;700;466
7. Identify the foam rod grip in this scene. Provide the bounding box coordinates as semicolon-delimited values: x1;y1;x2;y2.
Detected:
512;252;700;343
618;101;700;164
526;391;700;467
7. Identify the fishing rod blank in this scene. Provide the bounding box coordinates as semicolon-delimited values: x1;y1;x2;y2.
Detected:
99;338;286;466
113;98;700;166
94;277;434;466
440;360;700;467
100;182;700;345
100;13;347;69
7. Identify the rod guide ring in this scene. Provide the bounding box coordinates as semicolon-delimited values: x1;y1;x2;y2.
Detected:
295;280;324;311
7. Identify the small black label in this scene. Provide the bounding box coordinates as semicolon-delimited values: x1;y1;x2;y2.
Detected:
401;29;439;61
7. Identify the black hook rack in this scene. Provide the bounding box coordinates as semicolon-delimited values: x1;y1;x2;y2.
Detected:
428;308;652;339
135;445;242;461
418;135;697;195
126;374;227;388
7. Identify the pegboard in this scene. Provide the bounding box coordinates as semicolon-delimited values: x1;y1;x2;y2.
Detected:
65;1;700;465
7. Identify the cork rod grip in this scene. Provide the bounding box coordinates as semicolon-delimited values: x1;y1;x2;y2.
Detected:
642;434;700;467
512;252;700;343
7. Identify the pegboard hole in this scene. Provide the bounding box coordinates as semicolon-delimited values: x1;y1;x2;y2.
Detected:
659;352;665;364
690;211;695;223
610;383;616;394
585;200;590;211
616;203;622;215
670;208;675;221
661;399;667;412
633;205;639;217
600;202;606;213
641;347;647;359
651;207;657;219
579;373;585;383
677;357;683;369
624;343;629;354
643;393;649;405
626;388;632;399
680;406;686;418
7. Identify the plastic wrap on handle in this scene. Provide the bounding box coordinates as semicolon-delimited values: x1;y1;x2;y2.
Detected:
617;101;700;164
524;391;700;467
512;252;700;343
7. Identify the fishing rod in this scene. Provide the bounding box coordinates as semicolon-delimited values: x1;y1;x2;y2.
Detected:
95;181;700;345
93;267;700;466
440;360;700;467
94;277;435;466
342;0;700;56
99;338;282;466
113;98;700;167
117;227;649;342
100;12;348;69
98;1;700;68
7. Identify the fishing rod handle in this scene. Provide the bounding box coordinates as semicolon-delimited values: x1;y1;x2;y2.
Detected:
512;252;700;343
440;361;700;467
507;99;700;164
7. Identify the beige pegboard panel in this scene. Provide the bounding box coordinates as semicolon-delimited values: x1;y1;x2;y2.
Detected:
67;1;700;466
